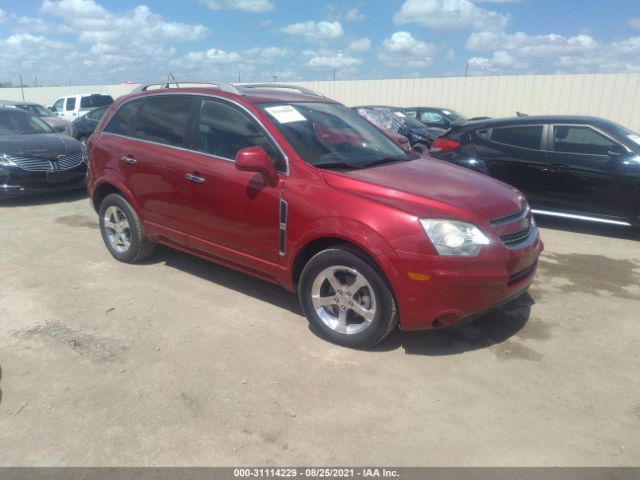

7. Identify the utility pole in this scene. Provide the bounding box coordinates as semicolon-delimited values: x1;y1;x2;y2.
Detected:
238;72;241;83
464;61;469;78
19;74;25;101
272;75;278;82
333;68;336;81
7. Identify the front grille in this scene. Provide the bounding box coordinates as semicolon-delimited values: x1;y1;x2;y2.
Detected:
500;225;534;248
490;207;527;227
9;150;84;172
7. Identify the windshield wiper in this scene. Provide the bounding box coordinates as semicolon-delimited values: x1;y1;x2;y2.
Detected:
360;156;411;168
312;161;362;170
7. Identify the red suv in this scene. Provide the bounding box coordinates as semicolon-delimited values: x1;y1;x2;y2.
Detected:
87;83;543;348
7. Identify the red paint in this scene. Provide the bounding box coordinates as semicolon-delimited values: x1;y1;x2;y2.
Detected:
87;88;542;331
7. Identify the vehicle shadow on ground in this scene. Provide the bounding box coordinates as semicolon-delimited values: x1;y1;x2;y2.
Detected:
535;216;640;241
0;189;87;207
150;246;303;315
149;247;534;355
371;292;534;356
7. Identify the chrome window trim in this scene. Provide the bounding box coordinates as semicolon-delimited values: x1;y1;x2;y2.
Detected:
531;209;631;226
101;92;290;175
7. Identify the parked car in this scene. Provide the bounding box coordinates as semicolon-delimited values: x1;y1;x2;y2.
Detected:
66;105;109;144
0;107;87;198
87;83;542;348
429;115;640;227
353;106;445;154
0;100;69;132
403;107;468;129
49;94;113;122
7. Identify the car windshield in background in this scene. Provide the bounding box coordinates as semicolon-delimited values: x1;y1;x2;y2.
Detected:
15;104;51;117
441;109;466;121
393;111;427;129
0;111;55;135
605;122;640;148
80;95;113;109
260;102;413;169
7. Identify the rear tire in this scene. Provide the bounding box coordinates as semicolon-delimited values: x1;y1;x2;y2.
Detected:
298;245;398;348
98;193;155;263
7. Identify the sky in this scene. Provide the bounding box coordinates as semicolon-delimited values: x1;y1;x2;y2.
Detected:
0;0;640;86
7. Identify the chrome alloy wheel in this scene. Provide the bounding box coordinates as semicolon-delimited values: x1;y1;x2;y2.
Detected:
103;206;132;253
310;265;377;335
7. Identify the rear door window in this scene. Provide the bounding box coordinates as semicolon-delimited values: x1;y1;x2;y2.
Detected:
195;99;283;170
552;125;618;155
134;95;195;147
490;125;543;149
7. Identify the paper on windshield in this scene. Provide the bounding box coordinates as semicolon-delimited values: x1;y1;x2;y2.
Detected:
265;105;306;124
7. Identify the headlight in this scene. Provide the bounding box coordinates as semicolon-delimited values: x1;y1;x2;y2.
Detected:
0;153;17;167
420;219;491;256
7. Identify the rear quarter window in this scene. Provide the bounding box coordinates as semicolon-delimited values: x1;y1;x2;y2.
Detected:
103;100;144;137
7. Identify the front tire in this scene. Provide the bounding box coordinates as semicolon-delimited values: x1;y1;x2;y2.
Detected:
98;193;155;263
298;246;398;348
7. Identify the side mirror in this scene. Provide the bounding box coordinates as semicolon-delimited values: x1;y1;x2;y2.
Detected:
607;144;626;157
235;146;279;187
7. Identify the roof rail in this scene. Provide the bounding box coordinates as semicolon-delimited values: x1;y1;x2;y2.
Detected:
239;83;323;97
131;81;240;94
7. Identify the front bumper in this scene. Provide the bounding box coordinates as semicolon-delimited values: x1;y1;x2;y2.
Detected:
376;233;543;331
0;165;87;198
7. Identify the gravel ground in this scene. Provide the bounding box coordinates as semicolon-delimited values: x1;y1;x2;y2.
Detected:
0;190;639;466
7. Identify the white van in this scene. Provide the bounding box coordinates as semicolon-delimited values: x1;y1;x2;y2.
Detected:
49;94;113;121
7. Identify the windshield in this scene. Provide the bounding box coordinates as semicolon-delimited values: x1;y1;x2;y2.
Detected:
15;104;51;117
260;102;412;169
0;110;55;135
392;111;427;129
606;122;640;147
440;109;466;121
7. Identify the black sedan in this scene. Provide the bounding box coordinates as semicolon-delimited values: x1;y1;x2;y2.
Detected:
429;115;640;227
353;106;445;154
66;105;109;144
0;107;87;198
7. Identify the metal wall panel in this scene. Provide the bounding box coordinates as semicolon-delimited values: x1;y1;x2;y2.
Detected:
1;73;639;130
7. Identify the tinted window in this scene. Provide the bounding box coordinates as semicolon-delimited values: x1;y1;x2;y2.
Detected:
196;99;282;168
103;100;144;137
134;96;193;147
553;125;618;155
491;125;543;149
80;95;113;109
65;98;76;111
86;106;108;121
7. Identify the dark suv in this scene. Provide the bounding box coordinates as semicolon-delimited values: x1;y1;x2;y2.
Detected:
429;116;640;227
87;83;542;348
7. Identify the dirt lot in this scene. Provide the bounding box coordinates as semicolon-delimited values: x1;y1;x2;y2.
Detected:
0;190;639;466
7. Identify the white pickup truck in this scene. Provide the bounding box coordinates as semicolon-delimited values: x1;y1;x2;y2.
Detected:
48;94;113;121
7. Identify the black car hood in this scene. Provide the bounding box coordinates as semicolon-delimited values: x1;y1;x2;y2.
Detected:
0;133;81;157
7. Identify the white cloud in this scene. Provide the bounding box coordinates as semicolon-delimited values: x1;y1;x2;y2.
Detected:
345;7;365;22
0;9;6;23
184;48;242;64
466;30;640;75
281;20;343;43
306;53;361;69
378;31;437;68
394;0;509;31
348;37;371;53
243;46;293;63
629;17;640;29
199;0;274;12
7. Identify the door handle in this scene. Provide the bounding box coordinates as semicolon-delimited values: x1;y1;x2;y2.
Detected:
542;163;568;173
121;156;137;165
185;172;205;184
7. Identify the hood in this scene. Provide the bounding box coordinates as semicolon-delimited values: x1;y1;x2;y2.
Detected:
0;133;82;158
321;157;526;223
41;115;70;129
